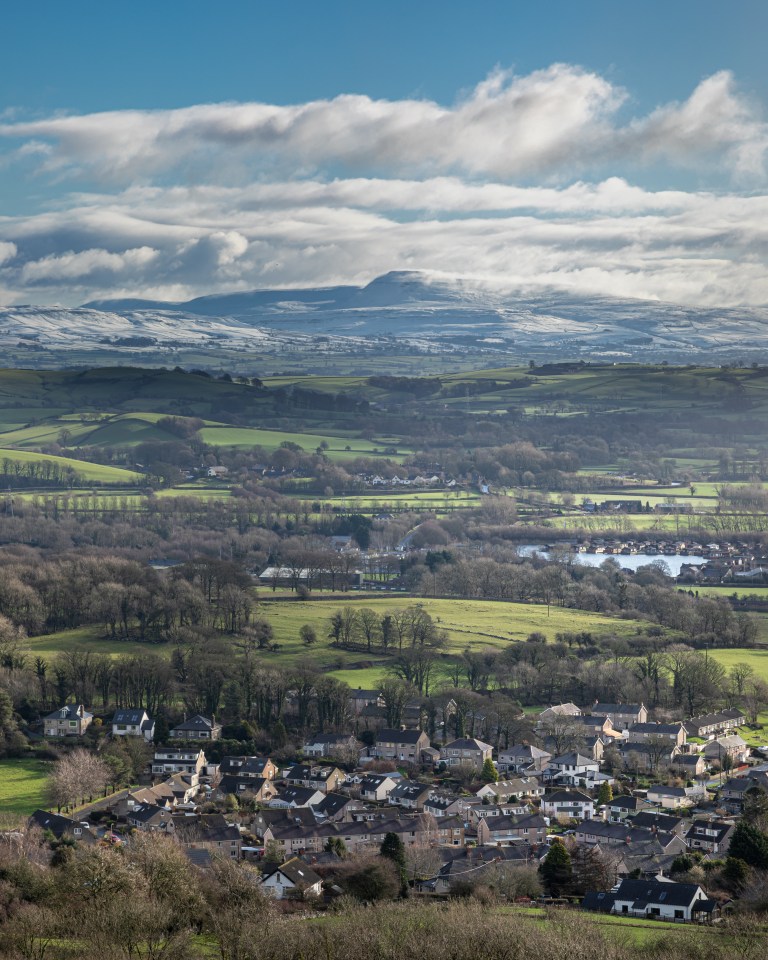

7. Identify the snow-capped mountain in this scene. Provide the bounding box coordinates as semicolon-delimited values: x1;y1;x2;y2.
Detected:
2;271;768;361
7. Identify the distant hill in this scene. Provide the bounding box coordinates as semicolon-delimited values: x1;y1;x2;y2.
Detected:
1;271;767;364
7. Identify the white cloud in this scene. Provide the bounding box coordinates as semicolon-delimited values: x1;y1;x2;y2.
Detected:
1;66;764;183
0;64;767;307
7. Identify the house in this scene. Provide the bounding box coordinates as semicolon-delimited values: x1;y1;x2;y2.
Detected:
476;813;547;846
683;709;746;740
358;773;399;803
371;728;431;763
127;804;176;833
174;814;242;859
441;738;493;769
152;747;206;777
537;703;581;725
702;735;749;765
284;763;345;793
313;792;365;822
605;795;653;822
625;722;687;748
476;778;545;804
631;812;688;837
269;785;326;809
29;810;91;841
207;466;229;478
260;857;323;900
388;779;432;810
575;821;686;854
219;756;277;781
646;785;696;810
685;819;735;854
169;715;222;741
497;744;551;774
253;808;317;841
216;775;277;804
668;753;707;777
546;752;601;786
349;689;385;716
423;792;471;819
111;709;155;741
541;789;595;821
584;878;716;922
591;703;648;728
575;715;617;739
302;733;361;760
618;741;678;775
43;704;93;737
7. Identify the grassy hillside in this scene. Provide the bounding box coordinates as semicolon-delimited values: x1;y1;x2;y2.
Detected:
0;758;50;818
0;448;142;484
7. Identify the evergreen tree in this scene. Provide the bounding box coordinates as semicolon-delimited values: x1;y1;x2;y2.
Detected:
539;839;573;896
597;781;613;805
481;757;499;783
380;831;409;898
729;820;768;870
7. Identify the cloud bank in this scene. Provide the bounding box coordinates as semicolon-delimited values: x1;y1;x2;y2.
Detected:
1;65;767;307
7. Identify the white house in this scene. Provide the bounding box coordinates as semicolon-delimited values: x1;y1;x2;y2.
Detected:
607;878;714;922
541;789;595;821
111;709;155;741
260;857;323;900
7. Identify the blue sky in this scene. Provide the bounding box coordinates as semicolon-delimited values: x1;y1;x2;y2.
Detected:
1;1;767;306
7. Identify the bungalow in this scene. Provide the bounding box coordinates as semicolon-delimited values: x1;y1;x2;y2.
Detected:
591;703;648;728
575;821;686;854
152;747;207;777
541;789;595;821
29;810;91;841
476;813;547;846
683;709;746;740
441;737;494;769
111;709;154;741
169;715;222;741
371;728;431;763
646;785;696;811
43;704;92;737
261;857;323;900
632;812;688;837
253;808;317;841
584;877;716;922
476;778;545;804
537;703;581;726
302;733;361;759
269;785;326;809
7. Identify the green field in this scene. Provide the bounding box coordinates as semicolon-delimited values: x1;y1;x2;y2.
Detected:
200;425;408;461
24;626;163;660
0;447;142;484
0;758;50;817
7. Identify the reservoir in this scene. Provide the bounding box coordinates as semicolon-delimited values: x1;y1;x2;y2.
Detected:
518;546;706;577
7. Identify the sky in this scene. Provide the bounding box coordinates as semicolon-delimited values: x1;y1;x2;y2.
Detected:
1;0;767;308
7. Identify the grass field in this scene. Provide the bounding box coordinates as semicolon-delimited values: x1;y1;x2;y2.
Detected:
255;596;658;680
200;425;409;461
24;626;164;659
0;758;51;817
0;448;142;484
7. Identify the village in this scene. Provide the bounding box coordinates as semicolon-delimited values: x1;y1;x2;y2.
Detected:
25;691;768;922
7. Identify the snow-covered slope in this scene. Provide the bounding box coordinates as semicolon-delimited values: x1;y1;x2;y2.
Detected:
2;271;767;360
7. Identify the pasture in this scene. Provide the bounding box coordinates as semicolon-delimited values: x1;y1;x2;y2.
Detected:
0;758;51;817
0;447;142;484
